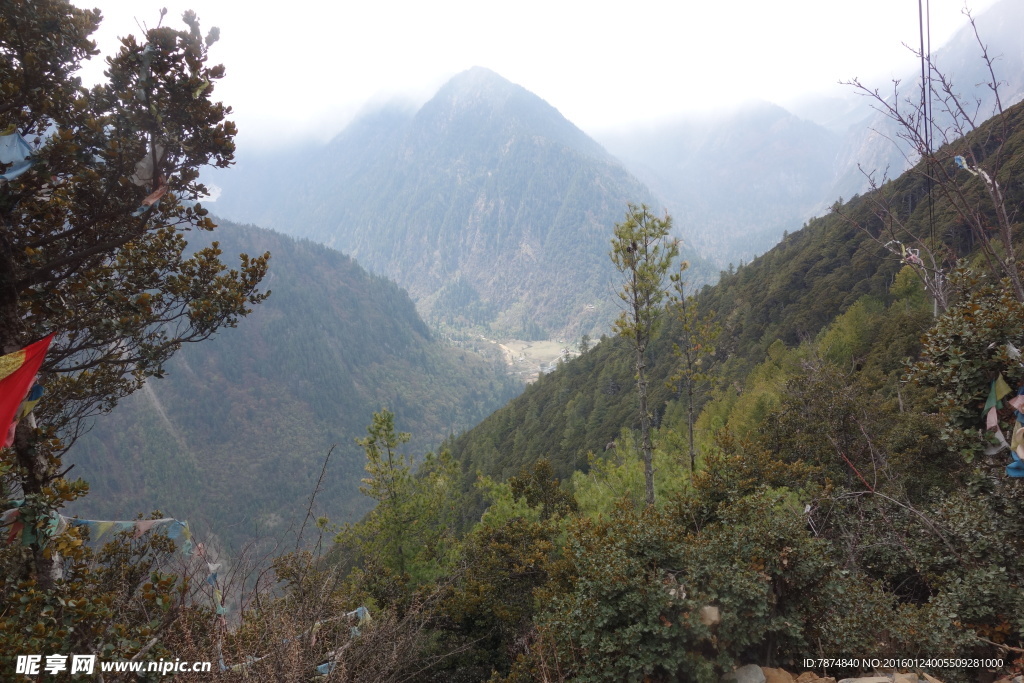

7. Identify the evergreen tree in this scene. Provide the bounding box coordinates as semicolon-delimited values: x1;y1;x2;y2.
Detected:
668;263;720;473
0;0;268;584
610;204;677;506
340;410;461;585
354;410;415;575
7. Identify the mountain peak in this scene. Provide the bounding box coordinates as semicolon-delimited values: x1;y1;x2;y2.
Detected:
448;66;513;89
430;66;525;113
418;66;609;163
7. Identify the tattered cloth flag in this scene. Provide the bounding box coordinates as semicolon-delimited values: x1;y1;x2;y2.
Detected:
131;181;168;217
0;500;63;547
984;374;1012;431
1008;444;1024;478
0;127;34;182
982;373;1024;478
313;607;374;676
17;384;44;422
0;334;55;447
954;155;975;175
130;142;169;216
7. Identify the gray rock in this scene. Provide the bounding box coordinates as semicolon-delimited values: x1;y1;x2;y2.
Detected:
722;664;767;683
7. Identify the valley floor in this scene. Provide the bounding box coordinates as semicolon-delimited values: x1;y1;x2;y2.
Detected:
480;336;579;382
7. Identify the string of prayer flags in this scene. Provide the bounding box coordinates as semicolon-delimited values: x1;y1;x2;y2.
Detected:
2;509;229;631
62;518;195;557
980;368;1024;477
1;334;55;447
219;606;372;675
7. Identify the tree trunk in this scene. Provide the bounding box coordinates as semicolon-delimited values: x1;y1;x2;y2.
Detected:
687;381;695;475
637;348;654;507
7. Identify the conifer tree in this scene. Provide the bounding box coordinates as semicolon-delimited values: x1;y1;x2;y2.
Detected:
668;263;720;474
340;410;460;584
610;204;678;506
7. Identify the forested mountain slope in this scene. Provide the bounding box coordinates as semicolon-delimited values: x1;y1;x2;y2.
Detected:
304;95;1024;682
67;221;520;551
20;39;1024;683
208;67;713;339
450;96;1024;488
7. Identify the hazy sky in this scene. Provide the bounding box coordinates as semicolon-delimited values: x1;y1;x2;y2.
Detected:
73;0;1000;146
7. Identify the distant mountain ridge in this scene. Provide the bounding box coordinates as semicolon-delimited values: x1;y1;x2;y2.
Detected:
598;0;1024;268
598;101;841;266
209;67;712;340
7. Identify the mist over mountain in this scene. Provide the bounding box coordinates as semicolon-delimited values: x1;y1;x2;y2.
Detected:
598;102;841;267
597;0;1022;269
209;67;712;340
827;0;1024;203
11;0;1024;671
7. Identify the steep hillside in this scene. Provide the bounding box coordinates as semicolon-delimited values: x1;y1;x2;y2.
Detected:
289;93;1024;683
451;95;1024;489
209;67;713;339
67;221;520;551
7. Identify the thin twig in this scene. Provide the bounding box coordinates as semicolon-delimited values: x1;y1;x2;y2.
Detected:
296;445;335;552
975;636;1024;655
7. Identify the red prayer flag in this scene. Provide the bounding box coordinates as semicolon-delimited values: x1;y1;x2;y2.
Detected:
0;334;54;447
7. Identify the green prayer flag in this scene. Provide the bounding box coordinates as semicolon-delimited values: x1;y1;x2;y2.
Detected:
985;375;1012;412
